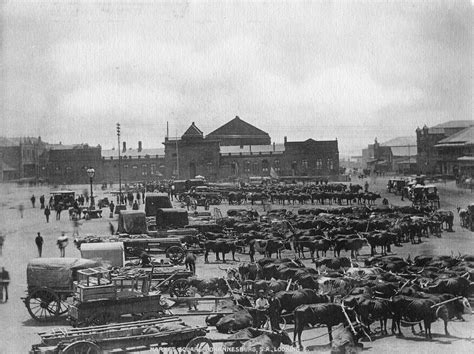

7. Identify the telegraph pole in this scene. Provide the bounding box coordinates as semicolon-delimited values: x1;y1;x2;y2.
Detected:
116;123;122;203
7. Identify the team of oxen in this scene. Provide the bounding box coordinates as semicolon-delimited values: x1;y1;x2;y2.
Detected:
175;204;470;351
226;183;382;206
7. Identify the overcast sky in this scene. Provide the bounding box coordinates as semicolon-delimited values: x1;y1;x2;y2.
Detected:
1;0;471;157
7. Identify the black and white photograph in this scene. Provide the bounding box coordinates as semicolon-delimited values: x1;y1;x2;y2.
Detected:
0;1;472;353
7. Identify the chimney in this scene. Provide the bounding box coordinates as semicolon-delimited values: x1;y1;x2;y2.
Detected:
273;142;275;152
284;136;287;144
138;141;142;152
122;141;126;153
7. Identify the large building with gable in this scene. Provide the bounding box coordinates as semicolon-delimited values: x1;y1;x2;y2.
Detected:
163;116;339;181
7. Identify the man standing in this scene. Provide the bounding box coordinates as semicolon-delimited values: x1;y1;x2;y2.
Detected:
44;206;51;223
39;195;45;209
0;267;10;302
31;194;36;208
57;233;68;257
109;201;115;218
35;232;44;257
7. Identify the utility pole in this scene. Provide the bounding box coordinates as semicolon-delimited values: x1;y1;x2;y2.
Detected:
117;123;122;203
176;130;180;179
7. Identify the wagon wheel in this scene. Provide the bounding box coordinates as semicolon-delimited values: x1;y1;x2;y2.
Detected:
169;279;190;297
88;311;115;326
25;288;61;321
166;245;185;265
186;337;213;352
61;340;102;354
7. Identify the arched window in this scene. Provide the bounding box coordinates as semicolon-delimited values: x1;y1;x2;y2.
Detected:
301;160;308;170
315;159;322;170
231;161;239;175
262;160;269;172
327;159;333;170
252;161;259;174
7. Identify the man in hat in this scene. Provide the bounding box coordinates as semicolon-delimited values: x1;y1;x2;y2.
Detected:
0;267;10;302
35;232;44;257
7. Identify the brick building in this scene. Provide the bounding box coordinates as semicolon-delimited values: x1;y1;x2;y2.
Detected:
163;117;339;181
101;141;165;183
416;120;474;175
0;137;47;181
45;144;102;184
434;126;474;177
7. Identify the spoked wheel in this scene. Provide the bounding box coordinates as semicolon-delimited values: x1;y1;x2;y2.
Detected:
61;340;102;354
186;337;213;352
25;288;61;322
169;279;190;297
58;296;71;316
166;246;185;265
88;312;115;326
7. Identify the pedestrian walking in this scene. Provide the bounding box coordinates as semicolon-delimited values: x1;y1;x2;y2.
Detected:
35;232;44;257
109;222;115;235
0;234;4;256
18;203;24;218
31;194;36;208
0;267;10;302
136;192;141;205
72;214;81;237
57;233;68;257
49;196;54;209
184;251;197;275
55;205;62;220
39;195;45;209
44;206;51;223
364;181;369;193
109;201;115;217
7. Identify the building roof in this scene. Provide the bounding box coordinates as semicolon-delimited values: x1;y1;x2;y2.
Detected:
436;126;474;147
428;120;474;135
381;136;417;147
207;116;269;139
182;122;203;138
0;137;42;147
220;144;285;155
102;148;164;159
49;143;100;150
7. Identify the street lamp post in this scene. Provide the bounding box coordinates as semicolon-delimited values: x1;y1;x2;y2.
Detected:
87;167;95;208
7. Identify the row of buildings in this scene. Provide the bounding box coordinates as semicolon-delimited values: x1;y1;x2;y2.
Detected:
0;116;340;184
357;120;474;178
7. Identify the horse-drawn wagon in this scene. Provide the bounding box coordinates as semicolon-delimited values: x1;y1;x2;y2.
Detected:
30;317;209;354
22;258;102;322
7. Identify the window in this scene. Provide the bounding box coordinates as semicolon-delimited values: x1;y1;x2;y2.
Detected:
252;162;259;174
142;164;148;176
302;160;308;170
262;160;269;172
315;159;322;170
150;164;156;175
244;160;251;173
124;164;129;169
327;159;333;170
132;165;137;169
273;159;281;172
231;162;238;175
65;166;72;174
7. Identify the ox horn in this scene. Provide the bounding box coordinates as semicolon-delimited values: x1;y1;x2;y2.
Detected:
461;272;470;279
417;267;425;274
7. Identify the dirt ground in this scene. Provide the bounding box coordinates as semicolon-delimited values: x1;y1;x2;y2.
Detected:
0;177;473;353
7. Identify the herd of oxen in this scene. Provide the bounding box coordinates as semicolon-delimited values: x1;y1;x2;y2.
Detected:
174;201;472;352
225;183;382;206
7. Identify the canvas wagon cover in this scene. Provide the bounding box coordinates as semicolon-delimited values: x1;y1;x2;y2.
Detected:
118;210;147;234
27;258;100;289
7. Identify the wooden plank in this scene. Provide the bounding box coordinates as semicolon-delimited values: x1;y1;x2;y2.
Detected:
39;317;181;337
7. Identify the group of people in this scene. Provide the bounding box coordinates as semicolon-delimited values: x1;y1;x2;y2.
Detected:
34;232;69;258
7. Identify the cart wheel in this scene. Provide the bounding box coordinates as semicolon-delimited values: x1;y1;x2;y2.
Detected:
166;246;185;265
88;312;115;326
61;340;102;354
186;337;213;352
169;279;190;297
25;288;61;322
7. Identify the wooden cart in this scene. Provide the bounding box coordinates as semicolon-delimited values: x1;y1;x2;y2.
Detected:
30;317;211;354
22;258;102;322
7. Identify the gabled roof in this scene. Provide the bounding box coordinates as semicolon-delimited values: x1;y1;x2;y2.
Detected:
381;136;417;147
435;126;474;147
207;116;269;138
182;122;203;138
431;120;473;129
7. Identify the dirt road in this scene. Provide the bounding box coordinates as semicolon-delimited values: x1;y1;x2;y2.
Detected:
0;178;472;353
